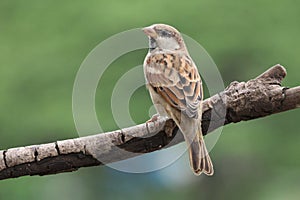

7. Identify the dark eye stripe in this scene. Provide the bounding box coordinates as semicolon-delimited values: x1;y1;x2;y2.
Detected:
157;30;172;37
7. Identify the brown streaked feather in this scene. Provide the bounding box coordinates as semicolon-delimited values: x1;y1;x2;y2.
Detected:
145;52;202;119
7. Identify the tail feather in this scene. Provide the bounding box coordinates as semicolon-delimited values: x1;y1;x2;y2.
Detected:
166;108;214;176
188;131;214;176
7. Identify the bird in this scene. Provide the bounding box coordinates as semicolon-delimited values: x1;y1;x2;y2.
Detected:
142;24;214;176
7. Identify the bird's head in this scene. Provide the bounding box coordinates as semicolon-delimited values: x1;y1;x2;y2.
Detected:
142;24;186;52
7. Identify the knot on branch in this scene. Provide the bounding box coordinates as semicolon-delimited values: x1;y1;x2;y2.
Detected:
256;64;287;85
224;64;287;123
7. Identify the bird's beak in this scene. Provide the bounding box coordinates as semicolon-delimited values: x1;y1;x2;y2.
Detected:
142;26;157;38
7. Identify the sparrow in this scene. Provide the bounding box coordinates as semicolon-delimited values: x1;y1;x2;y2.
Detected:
142;24;214;176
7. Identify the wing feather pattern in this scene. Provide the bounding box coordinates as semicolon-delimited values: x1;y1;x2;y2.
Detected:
145;53;202;119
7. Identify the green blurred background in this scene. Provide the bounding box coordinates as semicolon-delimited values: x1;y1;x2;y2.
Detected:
1;0;300;199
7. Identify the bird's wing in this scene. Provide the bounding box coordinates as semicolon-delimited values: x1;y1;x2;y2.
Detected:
145;53;202;119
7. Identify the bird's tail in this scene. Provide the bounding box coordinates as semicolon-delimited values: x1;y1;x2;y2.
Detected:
167;110;214;176
180;116;214;176
188;133;214;176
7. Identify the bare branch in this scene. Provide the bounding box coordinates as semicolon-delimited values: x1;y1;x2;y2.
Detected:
0;64;299;180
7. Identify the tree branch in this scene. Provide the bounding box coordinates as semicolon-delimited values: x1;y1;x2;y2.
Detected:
0;64;299;180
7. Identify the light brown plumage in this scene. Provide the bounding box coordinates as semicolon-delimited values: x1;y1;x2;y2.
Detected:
143;24;214;176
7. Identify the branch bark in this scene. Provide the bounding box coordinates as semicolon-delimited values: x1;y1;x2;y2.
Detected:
0;64;299;180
